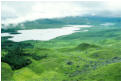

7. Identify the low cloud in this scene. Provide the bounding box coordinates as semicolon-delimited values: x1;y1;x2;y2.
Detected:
1;1;121;25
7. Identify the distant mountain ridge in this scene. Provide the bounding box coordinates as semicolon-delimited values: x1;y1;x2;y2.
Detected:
2;16;121;30
23;16;121;25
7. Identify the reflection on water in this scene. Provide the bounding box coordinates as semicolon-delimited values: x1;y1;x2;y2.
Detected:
1;25;91;42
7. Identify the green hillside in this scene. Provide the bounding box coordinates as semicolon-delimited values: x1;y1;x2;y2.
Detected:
1;16;121;81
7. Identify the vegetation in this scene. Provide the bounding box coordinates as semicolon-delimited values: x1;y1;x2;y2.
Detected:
1;16;121;81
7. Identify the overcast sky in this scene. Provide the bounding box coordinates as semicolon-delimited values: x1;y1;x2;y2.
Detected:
1;1;121;24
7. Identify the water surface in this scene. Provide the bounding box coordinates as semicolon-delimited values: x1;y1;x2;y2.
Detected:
1;25;91;42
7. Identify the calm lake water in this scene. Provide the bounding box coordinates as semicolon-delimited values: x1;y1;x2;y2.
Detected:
1;25;91;42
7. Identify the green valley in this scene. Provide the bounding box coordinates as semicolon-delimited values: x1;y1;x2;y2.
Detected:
1;16;121;81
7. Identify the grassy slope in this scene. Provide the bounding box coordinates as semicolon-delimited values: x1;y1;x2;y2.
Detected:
3;39;120;81
1;18;121;81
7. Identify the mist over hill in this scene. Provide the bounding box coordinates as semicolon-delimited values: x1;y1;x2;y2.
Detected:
2;16;121;30
2;1;121;25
